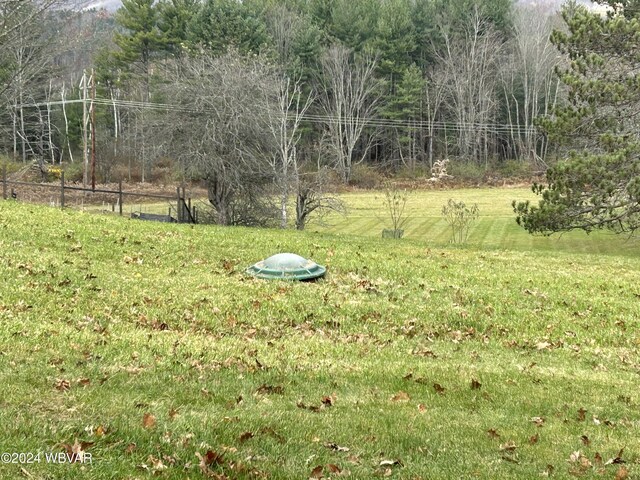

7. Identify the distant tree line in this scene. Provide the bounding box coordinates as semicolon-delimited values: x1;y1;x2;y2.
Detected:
2;0;610;230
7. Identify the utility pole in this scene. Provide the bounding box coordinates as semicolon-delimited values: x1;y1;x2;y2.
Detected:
81;70;88;187
90;68;96;191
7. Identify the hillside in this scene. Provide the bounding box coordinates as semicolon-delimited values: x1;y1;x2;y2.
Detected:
0;201;638;479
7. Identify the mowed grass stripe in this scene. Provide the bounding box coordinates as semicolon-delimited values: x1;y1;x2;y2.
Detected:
316;187;640;256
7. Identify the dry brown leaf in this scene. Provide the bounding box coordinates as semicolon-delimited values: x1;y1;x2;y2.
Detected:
310;465;324;478
95;425;106;437
577;407;587;421
142;413;156;429
605;448;626;465
125;443;136;454
569;451;581;463
255;384;284;395
433;383;445;394
580;435;590;446
531;416;545;426
417;404;427;413
470;379;481;390
580;456;592;469
55;379;71;391
391;391;410;402
499;441;517;452
61;439;93;463
321;396;333;407
324;442;349;452
326;464;342;474
487;428;500;439
239;431;254;443
615;466;629;480
196;450;224;469
529;434;539;445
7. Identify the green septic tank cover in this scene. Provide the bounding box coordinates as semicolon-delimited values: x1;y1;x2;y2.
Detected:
247;253;326;280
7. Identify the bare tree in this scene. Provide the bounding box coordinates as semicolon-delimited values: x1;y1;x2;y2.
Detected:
318;45;381;183
500;4;562;164
156;52;279;226
265;74;314;229
435;8;504;164
295;167;345;231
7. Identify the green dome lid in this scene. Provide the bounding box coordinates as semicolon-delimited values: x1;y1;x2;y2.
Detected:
246;253;326;280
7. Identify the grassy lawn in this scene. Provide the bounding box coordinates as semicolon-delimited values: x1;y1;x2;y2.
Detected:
0;192;638;479
313;187;640;256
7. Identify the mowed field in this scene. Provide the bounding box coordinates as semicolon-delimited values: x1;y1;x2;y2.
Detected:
314;187;640;256
0;189;639;479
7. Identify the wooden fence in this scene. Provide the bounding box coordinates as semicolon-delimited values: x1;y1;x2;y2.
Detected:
1;164;198;223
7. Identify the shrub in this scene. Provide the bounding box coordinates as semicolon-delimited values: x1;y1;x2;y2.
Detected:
442;199;479;244
348;164;384;189
381;182;410;239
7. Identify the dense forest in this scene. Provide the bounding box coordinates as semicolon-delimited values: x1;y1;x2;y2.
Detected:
0;0;588;226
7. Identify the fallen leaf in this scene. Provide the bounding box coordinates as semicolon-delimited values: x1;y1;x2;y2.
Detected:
324;442;349;452
500;441;517;452
536;341;551;350
95;425;106;437
581;435;590;446
379;459;402;467
142;413;156;429
569;451;582;463
605;448;626;465
147;455;167;473
531;416;545;426
529;434;539;445
125;443;136;454
594;452;603;465
310;465;324;478
61;439;93;463
326;464;342;474
55;379;70;391
412;348;437;358
470;379;481;390
297;401;321;413
433;383;445;394
417;404;427;413
487;429;500;439
321;396;333;407
615;466;629;480
255;384;284;395
577;408;586;421
391;391;410;402
196;450;224;468
239;432;254;443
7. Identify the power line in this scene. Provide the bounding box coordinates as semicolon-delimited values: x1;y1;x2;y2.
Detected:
14;97;541;135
